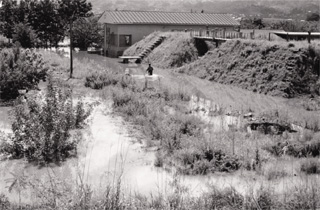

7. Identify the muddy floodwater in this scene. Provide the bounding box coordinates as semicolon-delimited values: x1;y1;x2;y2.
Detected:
0;100;266;204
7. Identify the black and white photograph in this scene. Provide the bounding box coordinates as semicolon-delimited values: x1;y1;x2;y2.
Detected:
0;0;319;209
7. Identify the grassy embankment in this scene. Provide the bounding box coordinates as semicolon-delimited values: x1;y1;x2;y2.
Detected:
124;32;214;68
179;39;320;98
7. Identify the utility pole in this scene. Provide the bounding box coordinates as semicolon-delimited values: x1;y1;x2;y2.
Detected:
70;21;73;78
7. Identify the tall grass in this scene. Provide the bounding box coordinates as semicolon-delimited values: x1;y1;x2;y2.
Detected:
2;180;320;209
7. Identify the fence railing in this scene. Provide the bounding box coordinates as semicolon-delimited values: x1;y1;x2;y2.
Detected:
190;29;254;39
189;29;278;41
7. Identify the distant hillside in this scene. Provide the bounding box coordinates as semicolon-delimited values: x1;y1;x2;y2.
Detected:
90;0;319;20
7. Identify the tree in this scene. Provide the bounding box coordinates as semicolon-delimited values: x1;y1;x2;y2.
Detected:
58;0;92;78
15;0;29;23
33;0;64;48
0;0;18;42
240;17;265;29
72;16;102;50
0;48;47;100
12;22;38;48
252;18;265;29
306;12;320;22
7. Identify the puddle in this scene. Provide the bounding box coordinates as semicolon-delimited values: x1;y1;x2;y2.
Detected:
189;95;242;132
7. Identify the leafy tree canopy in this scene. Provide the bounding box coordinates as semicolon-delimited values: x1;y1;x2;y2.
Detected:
58;0;93;24
72;16;103;50
0;0;93;48
0;0;18;40
12;22;38;48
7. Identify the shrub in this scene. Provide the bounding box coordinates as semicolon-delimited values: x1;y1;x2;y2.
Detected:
265;139;320;158
0;194;10;210
0;41;13;49
75;99;92;129
0;77;91;164
256;189;275;210
85;71;119;89
284;185;320;210
265;167;288;181
202;187;244;209
302;98;320;111
154;151;164;167
301;159;320;174
0;48;47;100
172;147;241;175
0;132;14;157
304;117;320;132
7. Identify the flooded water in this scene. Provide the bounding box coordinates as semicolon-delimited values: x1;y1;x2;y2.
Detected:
0;106;12;134
0;98;262;204
189;95;242;132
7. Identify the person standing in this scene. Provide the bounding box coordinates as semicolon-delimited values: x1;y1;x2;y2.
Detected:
146;64;153;76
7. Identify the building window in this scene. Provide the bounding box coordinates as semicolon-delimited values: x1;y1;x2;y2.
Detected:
119;35;132;47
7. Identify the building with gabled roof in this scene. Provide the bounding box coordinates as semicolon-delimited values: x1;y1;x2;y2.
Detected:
98;10;240;57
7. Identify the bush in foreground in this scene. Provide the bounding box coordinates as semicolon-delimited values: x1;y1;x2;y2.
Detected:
85;71;119;89
0;77;91;165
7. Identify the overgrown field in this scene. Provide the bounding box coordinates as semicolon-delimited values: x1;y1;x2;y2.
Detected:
1;46;320;209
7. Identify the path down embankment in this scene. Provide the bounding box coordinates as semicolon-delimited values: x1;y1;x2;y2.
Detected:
124;32;210;68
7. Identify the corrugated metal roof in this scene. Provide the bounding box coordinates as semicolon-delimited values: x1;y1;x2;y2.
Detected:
98;10;240;26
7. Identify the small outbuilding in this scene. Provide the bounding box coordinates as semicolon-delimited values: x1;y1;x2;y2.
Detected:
98;10;240;57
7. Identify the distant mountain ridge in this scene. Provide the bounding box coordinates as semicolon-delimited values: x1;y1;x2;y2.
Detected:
89;0;319;19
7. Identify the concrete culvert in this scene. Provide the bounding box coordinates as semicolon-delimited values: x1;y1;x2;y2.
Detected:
194;38;209;56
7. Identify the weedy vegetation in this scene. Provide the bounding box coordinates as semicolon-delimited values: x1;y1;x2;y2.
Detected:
0;76;91;165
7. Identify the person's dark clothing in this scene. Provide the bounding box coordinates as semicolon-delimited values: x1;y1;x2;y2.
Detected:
147;66;153;75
